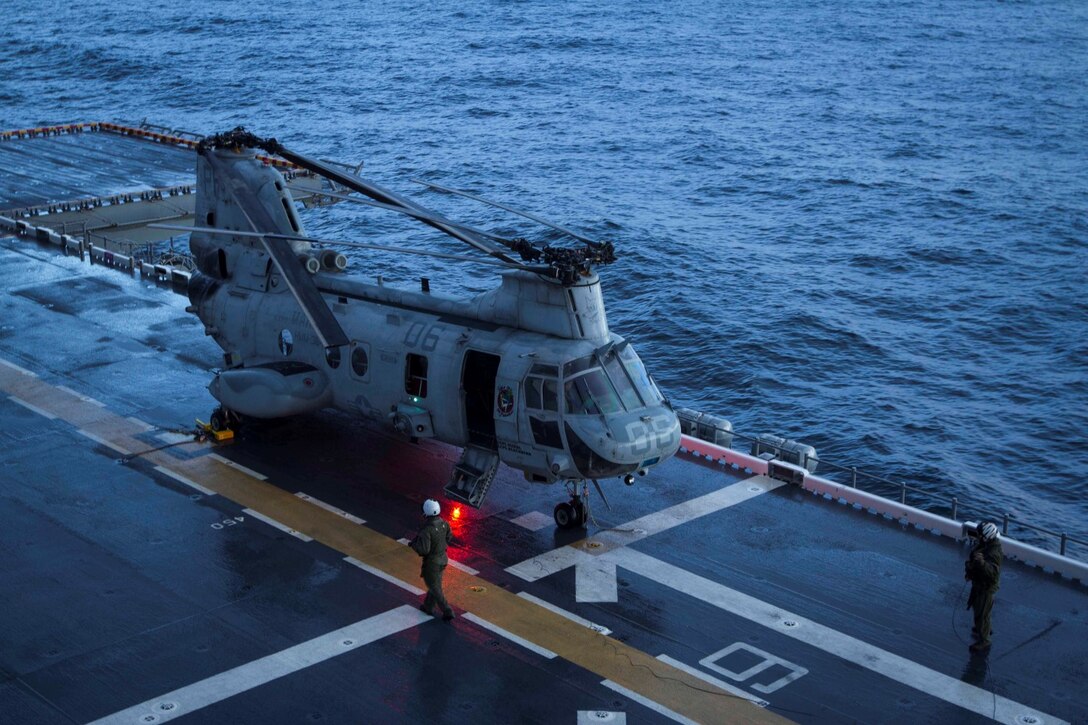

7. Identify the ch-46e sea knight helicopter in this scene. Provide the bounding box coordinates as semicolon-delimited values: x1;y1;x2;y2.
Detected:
162;128;680;528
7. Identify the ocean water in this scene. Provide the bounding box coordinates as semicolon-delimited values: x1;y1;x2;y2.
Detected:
2;1;1086;547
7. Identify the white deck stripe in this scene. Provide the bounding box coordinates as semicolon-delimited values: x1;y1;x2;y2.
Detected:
596;475;784;546
344;556;425;595
295;492;365;524
125;416;156;432
153;466;215;496
463;613;557;659
208;453;267;480
516;592;611;635
243;508;313;541
56;385;105;406
600;680;695;725
0;358;38;377
507;476;780;582
8;395;57;419
89;605;429;725
76;429;131;455
656;654;769;708
611;547;1066;725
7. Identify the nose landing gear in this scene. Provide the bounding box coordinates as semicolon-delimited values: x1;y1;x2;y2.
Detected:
554;480;589;529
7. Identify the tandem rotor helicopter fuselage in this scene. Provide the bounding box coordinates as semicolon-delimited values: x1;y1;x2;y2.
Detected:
176;129;681;527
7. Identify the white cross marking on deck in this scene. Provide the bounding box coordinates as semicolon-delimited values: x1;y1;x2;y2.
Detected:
88;605;430;725
507;475;783;602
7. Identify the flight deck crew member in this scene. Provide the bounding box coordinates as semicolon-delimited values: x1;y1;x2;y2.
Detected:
965;521;1002;652
411;499;455;622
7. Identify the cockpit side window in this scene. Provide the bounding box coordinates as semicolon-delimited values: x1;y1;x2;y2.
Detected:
525;376;559;412
619;345;663;404
602;349;644;410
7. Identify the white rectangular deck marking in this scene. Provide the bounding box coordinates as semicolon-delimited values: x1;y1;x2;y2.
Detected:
656;655;769;708
509;510;553;531
600;680;695;725
507;476;780;582
578;711;626;724
0;358;38;377
243;508;313;541
344;556;425;595
295;492;365;524
89;605;429;725
463;613;557;659
611;547;1066;725
76;429;131;455
8;395;57;419
154;466;215;496
395;538;479;575
516;592;612;635
576;559;618;603
125;416;156;432
209;453;267;480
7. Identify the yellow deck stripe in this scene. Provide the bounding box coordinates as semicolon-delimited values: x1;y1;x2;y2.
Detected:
0;362;788;725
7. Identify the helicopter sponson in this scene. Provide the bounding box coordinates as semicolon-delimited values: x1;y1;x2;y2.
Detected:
181;129;681;514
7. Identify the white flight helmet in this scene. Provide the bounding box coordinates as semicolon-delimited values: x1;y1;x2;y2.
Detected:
422;499;441;517
979;522;999;541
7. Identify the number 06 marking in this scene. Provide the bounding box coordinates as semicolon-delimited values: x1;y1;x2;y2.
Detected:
700;643;808;694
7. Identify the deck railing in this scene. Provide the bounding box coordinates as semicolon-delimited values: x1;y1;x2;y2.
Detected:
718;427;1087;560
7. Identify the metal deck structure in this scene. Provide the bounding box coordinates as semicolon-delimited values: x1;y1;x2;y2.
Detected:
0;127;1084;725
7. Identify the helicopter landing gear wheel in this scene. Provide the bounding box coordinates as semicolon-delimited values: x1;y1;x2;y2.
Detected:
554;481;590;529
209;407;228;433
554;501;576;529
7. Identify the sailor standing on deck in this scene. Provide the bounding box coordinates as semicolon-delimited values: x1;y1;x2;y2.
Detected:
965;521;1002;652
411;499;455;622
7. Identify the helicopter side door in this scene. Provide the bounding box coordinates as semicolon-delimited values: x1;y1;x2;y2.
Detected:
462;350;500;448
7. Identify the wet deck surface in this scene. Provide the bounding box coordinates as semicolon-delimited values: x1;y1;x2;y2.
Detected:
0;123;1085;724
1;236;1085;725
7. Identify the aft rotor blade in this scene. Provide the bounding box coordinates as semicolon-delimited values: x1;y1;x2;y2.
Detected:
316;190;519;245
150;224;551;273
201;151;350;349
411;178;600;247
260;141;521;265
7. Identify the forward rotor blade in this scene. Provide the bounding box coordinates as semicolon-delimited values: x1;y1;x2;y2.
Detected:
150;224;551;273
316;190;518;245
411;178;600;247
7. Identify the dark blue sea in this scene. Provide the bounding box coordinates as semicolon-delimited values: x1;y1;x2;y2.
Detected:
2;1;1086;547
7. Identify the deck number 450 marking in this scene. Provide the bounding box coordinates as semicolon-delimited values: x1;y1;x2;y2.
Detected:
211;517;245;530
702;643;808;694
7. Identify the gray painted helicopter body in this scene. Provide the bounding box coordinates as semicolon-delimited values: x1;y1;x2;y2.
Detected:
183;133;680;523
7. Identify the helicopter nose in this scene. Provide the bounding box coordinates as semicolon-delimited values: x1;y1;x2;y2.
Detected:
565;406;680;478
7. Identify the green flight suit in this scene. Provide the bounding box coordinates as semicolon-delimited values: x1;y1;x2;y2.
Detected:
411;515;453;616
965;537;1002;646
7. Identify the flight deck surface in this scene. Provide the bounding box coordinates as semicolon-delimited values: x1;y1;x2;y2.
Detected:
0;237;1084;725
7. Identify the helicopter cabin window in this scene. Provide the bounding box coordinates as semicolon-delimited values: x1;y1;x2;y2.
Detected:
351;345;369;377
326;346;341;369
405;353;428;398
524;376;558;412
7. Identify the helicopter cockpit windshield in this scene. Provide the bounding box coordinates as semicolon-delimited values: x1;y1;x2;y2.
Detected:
562;343;663;416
